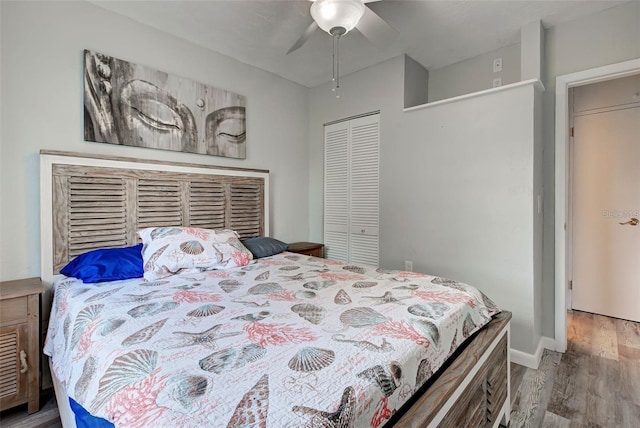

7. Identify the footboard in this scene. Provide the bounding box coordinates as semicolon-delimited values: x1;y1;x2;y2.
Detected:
394;311;511;427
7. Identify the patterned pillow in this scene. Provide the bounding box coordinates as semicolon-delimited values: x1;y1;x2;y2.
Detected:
137;227;253;280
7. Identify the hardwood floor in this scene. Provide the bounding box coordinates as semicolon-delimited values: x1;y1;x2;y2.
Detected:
510;310;640;427
1;310;638;427
0;391;60;428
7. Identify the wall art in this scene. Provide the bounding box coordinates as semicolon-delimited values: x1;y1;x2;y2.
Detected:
84;49;246;159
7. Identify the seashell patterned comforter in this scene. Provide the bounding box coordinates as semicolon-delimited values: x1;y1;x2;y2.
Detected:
44;252;501;427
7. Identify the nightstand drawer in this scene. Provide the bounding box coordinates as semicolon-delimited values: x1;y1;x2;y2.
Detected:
0;297;28;325
297;247;323;257
288;242;324;258
0;277;43;414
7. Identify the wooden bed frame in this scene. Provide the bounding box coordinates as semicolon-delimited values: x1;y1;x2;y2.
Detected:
40;150;510;427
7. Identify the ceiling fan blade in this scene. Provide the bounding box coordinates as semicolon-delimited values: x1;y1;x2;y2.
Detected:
287;21;318;54
356;6;398;49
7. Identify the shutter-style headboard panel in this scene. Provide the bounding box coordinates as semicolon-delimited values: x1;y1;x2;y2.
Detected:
41;151;269;283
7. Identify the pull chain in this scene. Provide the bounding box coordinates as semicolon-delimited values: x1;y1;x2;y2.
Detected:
335;34;340;98
332;34;341;98
329;27;346;99
332;34;336;91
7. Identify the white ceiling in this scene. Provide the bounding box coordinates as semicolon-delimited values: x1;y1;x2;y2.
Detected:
91;0;628;88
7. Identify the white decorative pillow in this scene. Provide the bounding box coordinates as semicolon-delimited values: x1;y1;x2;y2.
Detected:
137;227;253;280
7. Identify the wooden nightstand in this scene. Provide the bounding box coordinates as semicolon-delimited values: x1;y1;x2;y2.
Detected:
288;242;324;258
0;277;43;414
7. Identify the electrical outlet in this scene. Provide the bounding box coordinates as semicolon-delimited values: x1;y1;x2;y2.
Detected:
404;260;413;272
493;57;503;73
493;77;502;88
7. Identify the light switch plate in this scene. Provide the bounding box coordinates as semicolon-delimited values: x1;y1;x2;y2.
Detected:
493;58;503;72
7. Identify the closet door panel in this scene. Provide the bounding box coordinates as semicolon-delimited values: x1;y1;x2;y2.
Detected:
324;122;350;262
325;231;349;261
349;115;379;266
349;233;379;267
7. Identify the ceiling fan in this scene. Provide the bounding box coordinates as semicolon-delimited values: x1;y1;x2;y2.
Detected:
287;0;397;54
287;0;398;95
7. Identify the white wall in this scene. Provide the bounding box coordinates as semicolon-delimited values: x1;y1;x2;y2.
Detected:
540;1;640;337
400;84;542;353
310;53;543;353
0;1;310;281
521;21;544;81
428;44;521;102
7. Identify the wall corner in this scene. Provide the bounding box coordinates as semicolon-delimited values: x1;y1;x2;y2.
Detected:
521;20;544;81
403;54;429;108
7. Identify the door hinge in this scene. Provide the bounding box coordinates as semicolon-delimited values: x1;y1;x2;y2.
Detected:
570;127;574;137
569;280;573;290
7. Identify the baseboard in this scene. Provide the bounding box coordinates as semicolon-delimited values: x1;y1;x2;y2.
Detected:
510;336;555;369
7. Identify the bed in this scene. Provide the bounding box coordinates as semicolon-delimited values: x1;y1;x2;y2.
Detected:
40;151;511;427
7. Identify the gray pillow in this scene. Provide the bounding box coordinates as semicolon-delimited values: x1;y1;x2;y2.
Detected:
241;237;289;258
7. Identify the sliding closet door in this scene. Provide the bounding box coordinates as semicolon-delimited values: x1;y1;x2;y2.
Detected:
324;114;379;265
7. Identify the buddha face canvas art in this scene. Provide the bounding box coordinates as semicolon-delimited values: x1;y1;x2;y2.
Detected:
84;49;247;159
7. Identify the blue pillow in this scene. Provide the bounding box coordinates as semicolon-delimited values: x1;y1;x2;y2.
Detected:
60;244;144;283
69;397;115;427
241;237;289;258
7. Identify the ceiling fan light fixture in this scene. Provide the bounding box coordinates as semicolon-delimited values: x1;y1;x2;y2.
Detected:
310;0;365;35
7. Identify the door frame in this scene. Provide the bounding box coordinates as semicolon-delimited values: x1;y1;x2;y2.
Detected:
555;58;640;352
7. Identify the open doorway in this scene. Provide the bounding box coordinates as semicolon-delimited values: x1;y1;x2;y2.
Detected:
555;59;640;352
569;74;639;321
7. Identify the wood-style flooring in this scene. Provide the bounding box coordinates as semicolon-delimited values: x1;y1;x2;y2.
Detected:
1;310;638;427
509;310;640;427
0;390;61;428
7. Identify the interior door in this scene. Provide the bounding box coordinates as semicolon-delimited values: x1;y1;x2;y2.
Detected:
572;103;640;322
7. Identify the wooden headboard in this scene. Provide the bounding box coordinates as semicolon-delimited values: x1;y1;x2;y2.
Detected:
39;150;269;389
40;151;269;287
